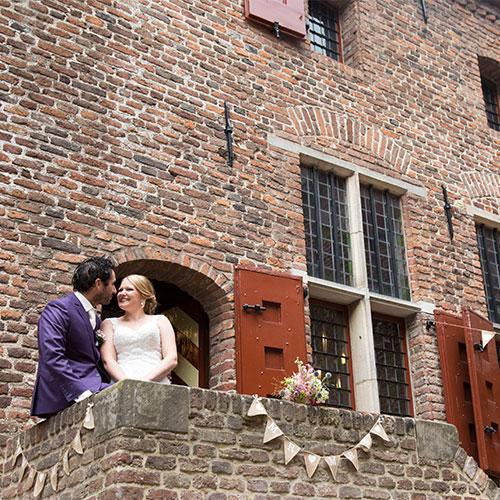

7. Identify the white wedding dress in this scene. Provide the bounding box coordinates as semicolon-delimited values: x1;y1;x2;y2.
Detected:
109;315;171;384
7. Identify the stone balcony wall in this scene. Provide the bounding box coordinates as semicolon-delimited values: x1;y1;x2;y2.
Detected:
1;380;498;500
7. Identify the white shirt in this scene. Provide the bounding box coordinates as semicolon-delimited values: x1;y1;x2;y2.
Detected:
74;291;96;329
73;291;96;402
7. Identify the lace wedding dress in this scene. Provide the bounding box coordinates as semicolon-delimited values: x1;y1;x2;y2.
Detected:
109;315;171;384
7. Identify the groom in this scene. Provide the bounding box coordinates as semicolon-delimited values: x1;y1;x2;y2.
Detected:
31;257;117;418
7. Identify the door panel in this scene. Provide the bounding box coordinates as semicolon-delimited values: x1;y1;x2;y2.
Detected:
235;266;307;397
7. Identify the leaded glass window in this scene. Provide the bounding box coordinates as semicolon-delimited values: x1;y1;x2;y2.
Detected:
311;301;353;409
301;166;352;285
309;0;342;62
361;184;410;300
476;224;500;324
481;78;500;132
373;316;411;417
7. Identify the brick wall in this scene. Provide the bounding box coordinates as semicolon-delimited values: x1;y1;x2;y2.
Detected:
1;381;499;500
0;0;499;459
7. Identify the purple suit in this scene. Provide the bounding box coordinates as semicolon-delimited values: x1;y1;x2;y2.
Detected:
31;292;111;418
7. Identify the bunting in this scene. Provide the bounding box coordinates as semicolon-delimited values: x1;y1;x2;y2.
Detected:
247;396;391;480
11;402;95;496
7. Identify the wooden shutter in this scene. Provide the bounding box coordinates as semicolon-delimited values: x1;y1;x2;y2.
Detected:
435;310;477;459
235;266;307;397
244;0;307;38
435;308;500;477
463;308;500;476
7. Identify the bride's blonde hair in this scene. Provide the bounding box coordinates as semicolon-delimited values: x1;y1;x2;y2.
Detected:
124;274;157;315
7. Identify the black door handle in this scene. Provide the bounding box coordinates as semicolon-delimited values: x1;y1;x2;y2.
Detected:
243;304;267;312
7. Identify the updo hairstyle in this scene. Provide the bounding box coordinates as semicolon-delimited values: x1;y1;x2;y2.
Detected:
124;274;157;314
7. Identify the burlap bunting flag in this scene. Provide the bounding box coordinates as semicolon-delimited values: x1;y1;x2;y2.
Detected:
33;471;46;497
357;432;373;453
71;430;83;455
324;455;340;480
303;451;321;478
342;448;359;471
371;421;390;443
83;405;95;430
50;464;58;492
247;398;268;417
283;437;301;465
263;417;284;443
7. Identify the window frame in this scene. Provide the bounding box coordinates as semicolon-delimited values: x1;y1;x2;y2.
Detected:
308;0;343;62
310;298;355;409
372;313;414;417
481;77;500;132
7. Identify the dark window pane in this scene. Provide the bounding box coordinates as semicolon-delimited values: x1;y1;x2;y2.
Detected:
481;78;500;132
476;224;500;323
309;0;341;61
301;166;353;286
311;302;353;409
373;316;412;417
361;184;410;300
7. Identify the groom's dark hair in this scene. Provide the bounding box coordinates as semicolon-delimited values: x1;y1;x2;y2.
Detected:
72;257;115;292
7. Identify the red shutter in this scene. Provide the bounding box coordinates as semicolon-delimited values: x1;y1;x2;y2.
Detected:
463;308;500;477
244;0;307;39
435;308;500;477
235;266;307;397
435;310;477;459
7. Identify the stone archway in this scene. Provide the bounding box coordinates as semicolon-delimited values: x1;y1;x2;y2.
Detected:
105;252;235;392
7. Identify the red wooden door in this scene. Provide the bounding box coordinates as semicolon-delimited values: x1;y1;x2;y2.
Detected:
235;266;307;397
435;310;477;460
463;308;500;476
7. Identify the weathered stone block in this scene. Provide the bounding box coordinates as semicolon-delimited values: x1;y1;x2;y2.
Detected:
415;419;459;462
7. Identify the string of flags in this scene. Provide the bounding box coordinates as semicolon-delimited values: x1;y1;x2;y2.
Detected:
247;397;391;480
12;403;95;497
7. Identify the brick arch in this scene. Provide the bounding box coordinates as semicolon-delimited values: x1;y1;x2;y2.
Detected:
286;107;413;174
460;172;500;201
109;247;235;391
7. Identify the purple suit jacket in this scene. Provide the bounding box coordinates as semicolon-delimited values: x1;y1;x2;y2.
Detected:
31;292;111;418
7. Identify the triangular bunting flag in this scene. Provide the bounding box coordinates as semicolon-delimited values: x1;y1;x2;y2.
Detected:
342;448;359;471
83;405;95;430
303;451;321;478
324;455;340;480
63;450;70;475
14;442;23;461
19;456;29;482
263;417;284;443
33;471;46;497
283;437;301;465
71;430;83;454
482;330;495;349
25;468;36;490
371;421;390;443
357;433;373;453
247;398;267;417
50;464;58;492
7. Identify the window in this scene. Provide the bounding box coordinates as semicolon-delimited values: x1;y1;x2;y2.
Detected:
301;166;352;286
476;224;500;324
481;77;500;132
308;0;342;61
373;316;412;417
310;300;354;409
361;185;410;300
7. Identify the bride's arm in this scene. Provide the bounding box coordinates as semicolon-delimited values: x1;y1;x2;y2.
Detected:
100;319;128;382
142;315;178;382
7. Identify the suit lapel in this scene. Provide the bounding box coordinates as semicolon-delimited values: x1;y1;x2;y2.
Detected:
70;292;99;359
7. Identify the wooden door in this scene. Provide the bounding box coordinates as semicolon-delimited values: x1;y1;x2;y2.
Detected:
235;266;307;397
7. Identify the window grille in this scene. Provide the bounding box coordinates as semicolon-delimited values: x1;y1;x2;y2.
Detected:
373;316;412;417
361;184;410;300
308;0;342;62
481;78;500;132
301;166;352;285
476;224;500;324
311;301;353;409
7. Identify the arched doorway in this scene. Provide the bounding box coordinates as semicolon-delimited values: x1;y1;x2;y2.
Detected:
102;277;209;389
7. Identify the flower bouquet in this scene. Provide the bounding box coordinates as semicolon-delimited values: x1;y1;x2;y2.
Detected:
276;358;331;405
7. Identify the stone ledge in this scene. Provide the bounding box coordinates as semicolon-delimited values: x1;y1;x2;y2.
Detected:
415;418;459;462
94;379;190;436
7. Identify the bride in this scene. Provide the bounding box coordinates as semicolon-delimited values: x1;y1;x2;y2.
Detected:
100;274;177;384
